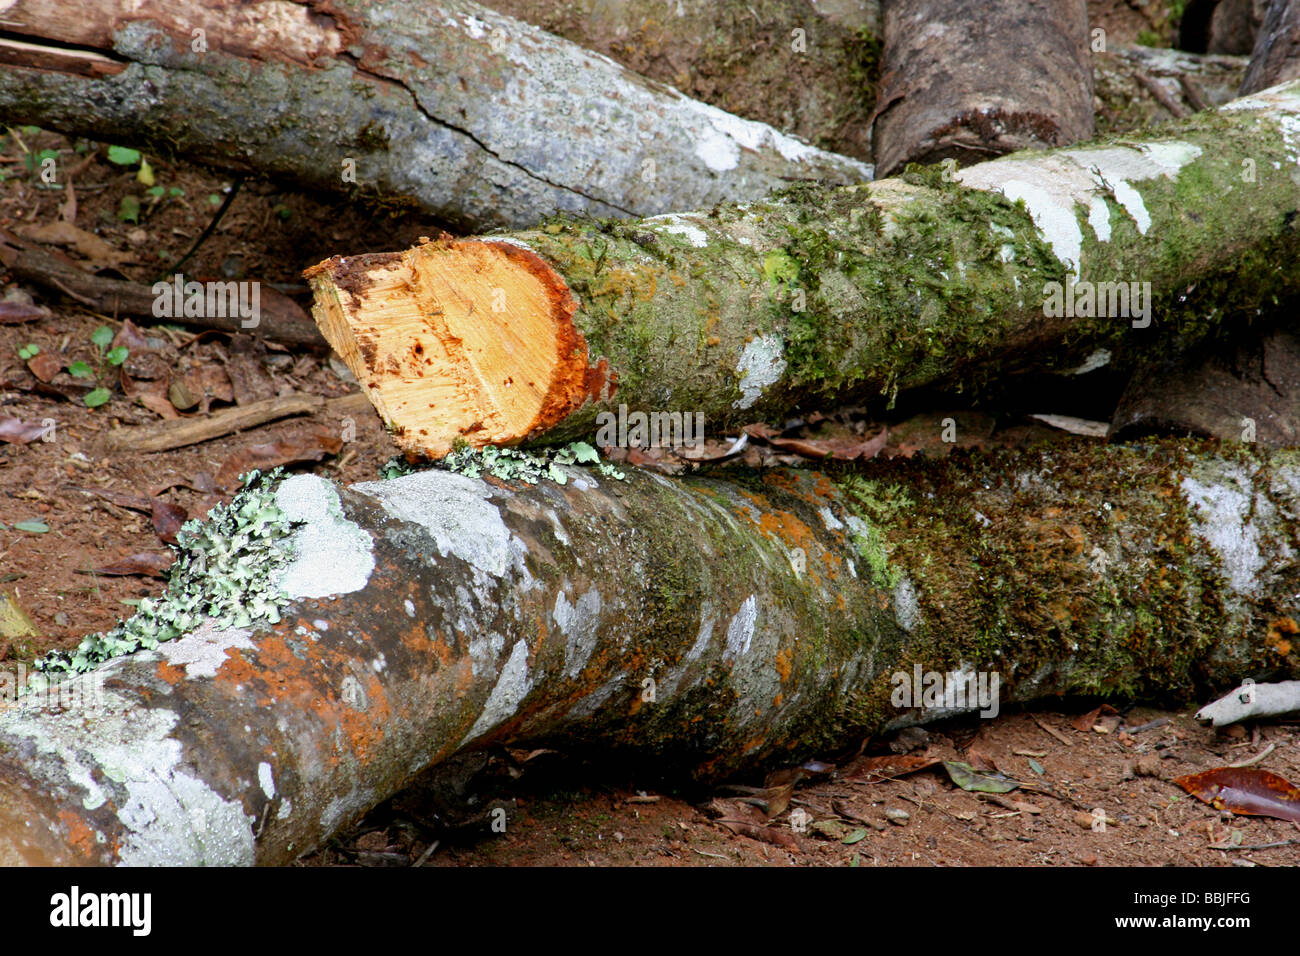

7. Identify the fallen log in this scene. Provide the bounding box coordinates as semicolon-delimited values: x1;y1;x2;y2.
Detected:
1241;0;1300;93
306;81;1300;459
487;0;881;162
1093;46;1250;132
870;0;1095;177
0;0;871;234
2;440;1296;864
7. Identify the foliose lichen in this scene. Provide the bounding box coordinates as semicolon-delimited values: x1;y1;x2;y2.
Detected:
381;440;626;484
29;469;297;689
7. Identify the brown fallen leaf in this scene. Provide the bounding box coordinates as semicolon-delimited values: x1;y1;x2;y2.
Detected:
214;425;342;491
845;751;944;783
0;299;50;325
0;418;55;444
707;798;799;850
86;552;174;578
1174;767;1300;823
26;351;64;384
17;220;133;269
1071;703;1119;733
150;498;188;545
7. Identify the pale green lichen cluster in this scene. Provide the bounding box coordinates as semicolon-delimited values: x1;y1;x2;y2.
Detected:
382;441;626;484
29;470;296;688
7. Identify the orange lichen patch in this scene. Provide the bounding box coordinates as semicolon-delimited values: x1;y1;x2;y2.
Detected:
305;236;611;459
56;809;96;859
1267;617;1297;655
155;659;187;687
773;647;793;682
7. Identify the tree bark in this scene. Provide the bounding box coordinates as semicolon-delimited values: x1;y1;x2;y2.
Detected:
870;0;1094;178
486;0;882;162
2;440;1297;864
0;0;871;234
1093;46;1249;134
306;82;1300;459
1241;0;1300;94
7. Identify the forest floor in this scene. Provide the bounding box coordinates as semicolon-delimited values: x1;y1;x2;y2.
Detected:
2;13;1297;866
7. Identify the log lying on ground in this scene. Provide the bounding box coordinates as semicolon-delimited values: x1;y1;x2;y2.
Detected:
2;440;1297;864
0;0;870;234
1241;0;1300;93
1093;46;1250;132
487;0;881;162
870;0;1094;177
306;81;1300;460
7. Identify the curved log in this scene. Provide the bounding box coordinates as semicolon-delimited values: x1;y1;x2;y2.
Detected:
1;441;1297;864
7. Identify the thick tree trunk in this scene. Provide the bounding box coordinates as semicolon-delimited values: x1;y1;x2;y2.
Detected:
486;0;882;162
870;0;1094;178
306;82;1300;460
1241;0;1300;93
0;0;870;234
2;441;1297;864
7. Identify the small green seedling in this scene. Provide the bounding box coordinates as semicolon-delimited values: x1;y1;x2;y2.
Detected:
16;343;38;360
72;325;129;408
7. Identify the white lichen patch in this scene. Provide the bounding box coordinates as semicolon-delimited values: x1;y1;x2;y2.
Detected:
645;212;710;247
355;471;513;578
734;334;787;409
893;576;920;633
555;588;603;679
462;639;533;744
723;595;759;661
274;474;375;599
0;683;255;864
258;762;276;799
957;141;1202;275
156;623;256;680
1181;463;1268;597
818;506;845;531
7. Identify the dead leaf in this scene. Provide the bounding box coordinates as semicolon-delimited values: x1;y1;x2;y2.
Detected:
707;798;799;850
86;552;174;578
1071;703;1119;733
26;351;64;383
1174;768;1300;823
0;418;55;444
17;220;132;269
845;752;943;783
0;299;50;325
942;760;1021;794
214;426;342;490
150;498;188;544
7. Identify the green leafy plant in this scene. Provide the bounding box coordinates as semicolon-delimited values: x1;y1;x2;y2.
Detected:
16;343;38;360
71;325;129;408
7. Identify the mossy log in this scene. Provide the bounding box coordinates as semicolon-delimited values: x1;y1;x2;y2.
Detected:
0;0;870;233
306;81;1300;460
870;0;1095;177
0;441;1297;865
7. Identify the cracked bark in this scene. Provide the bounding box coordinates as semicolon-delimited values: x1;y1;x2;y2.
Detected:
0;441;1296;864
306;82;1300;459
0;0;871;233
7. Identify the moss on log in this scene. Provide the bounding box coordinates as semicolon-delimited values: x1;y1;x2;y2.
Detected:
307;82;1300;459
0;441;1296;864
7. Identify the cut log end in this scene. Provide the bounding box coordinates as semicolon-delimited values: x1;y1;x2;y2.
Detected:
305;237;611;458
